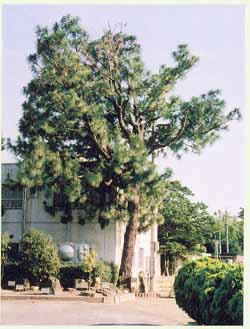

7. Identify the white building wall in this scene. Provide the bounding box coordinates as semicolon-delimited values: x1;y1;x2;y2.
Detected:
26;190;117;262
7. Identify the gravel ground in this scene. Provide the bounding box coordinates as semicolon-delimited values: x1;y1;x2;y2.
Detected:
0;298;196;326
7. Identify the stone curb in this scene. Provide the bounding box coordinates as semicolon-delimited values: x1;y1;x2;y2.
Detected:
1;295;103;303
1;293;135;304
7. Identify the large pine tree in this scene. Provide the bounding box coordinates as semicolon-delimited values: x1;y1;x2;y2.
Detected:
9;15;240;287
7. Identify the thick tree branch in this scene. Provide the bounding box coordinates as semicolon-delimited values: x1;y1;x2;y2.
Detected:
105;96;131;140
83;115;112;160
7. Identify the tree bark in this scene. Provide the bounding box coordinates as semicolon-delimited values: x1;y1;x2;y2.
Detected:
118;193;140;289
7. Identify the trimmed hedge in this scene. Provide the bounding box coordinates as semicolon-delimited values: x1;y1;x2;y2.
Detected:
174;257;243;325
211;264;243;325
58;263;89;289
59;260;119;289
2;260;119;290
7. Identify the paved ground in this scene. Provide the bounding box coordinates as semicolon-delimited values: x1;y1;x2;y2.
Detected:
0;298;196;326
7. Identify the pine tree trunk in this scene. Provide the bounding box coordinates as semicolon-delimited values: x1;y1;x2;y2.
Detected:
119;193;140;289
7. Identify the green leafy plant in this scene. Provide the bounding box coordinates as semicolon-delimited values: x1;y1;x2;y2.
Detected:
1;233;10;266
82;250;97;273
20;229;60;284
93;260;112;283
58;255;119;288
1;234;11;279
1;262;26;288
110;261;119;285
210;264;243;325
58;263;88;289
174;257;243;325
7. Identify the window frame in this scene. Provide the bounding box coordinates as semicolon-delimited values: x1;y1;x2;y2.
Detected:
1;184;23;209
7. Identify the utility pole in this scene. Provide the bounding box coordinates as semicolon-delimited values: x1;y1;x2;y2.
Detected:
217;209;222;256
219;231;222;255
214;239;219;259
225;210;229;254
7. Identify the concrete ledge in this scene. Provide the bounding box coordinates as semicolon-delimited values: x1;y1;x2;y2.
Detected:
1;293;135;304
1;295;103;303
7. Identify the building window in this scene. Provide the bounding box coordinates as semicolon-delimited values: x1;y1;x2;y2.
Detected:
1;185;23;209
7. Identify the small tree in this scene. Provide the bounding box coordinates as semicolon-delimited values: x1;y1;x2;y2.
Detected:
1;233;11;279
20;229;60;283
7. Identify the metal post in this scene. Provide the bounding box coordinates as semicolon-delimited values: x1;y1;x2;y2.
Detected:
219;231;222;255
215;240;219;259
226;210;229;254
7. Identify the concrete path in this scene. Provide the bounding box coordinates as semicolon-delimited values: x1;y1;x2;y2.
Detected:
0;298;196;326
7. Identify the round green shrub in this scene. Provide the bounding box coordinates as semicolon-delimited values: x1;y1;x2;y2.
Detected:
210;264;243;325
20;229;60;284
174;257;243;325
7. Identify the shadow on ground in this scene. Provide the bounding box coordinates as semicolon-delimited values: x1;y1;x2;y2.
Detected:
91;324;161;326
91;324;197;326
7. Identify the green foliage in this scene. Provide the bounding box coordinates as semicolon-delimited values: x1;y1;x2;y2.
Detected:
9;15;239;228
110;261;119;285
82;250;97;273
20;229;60;283
94;260;111;282
58;258;119;288
174;257;243;325
1;233;11;267
58;262;88;289
93;259;118;283
211;264;243;325
193;244;207;253
1;262;27;288
1;234;11;280
238;207;244;219
159;181;218;258
215;210;244;255
1;137;6;151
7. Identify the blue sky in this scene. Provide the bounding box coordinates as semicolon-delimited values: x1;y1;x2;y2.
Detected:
2;4;244;215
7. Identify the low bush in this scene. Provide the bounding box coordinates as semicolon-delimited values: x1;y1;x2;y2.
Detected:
93;260;119;284
58;263;89;289
94;260;112;282
210;264;243;325
110;261;119;285
1;233;11;266
1;262;28;288
59;259;119;288
174;257;243;325
20;229;60;284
